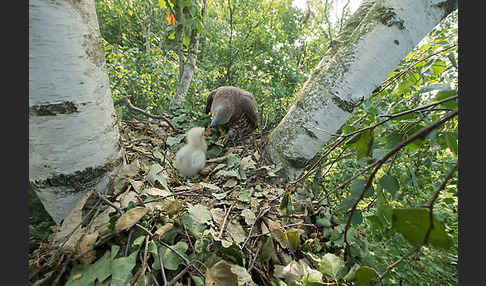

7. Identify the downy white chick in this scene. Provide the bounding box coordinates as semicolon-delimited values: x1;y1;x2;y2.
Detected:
175;127;207;177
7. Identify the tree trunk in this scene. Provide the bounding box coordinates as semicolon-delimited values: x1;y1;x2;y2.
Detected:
169;0;206;111
263;0;457;180
29;0;124;224
170;30;200;111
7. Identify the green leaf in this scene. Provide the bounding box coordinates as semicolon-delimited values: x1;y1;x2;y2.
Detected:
218;242;245;266
65;264;95;286
225;153;240;169
376;191;392;225
158;0;166;9
433;89;457;109
319;253;346;280
384;132;403;148
280;190;294;215
391;208;453;249
351;130;374;160
152;241;188;270
183;35;191;47
354;266;377;286
350;210;363;225
350;179;373;199
261;237;275;264
378;174;399;196
205;260;239;286
111;249;138;286
445;132;458;156
366;215;383;231
145;164;168;189
430;59;447;75
181;204;212;238
166;134;185;146
390;112;416;121
408;165;419;190
91;250;112;283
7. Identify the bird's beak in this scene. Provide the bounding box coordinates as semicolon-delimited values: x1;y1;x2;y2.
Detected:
205;127;211;137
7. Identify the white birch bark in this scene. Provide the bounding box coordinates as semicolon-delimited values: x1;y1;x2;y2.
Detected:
170;32;199;111
29;0;124;224
263;0;457;180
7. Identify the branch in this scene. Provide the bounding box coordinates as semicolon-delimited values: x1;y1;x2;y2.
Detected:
114;96;181;133
342;109;458;249
376;163;457;284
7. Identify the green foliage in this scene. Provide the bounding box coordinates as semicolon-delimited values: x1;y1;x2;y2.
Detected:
391;208;453;249
91;1;458;285
28;185;55;252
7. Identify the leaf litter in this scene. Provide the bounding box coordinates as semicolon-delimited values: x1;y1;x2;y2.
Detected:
29;117;371;286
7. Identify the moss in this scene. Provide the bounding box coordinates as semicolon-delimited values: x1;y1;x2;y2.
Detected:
32;158;123;193
376;6;405;30
435;0;458;18
284;155;309;169
331;95;358;113
29;101;84;117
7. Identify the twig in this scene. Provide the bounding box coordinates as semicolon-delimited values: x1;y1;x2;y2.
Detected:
242;207;270;250
167;262;192;286
250;223;319;239
125;229;134;256
114;96;180;133
157;244;168;285
134;224;206;279
218;202;236;239
206;155;228;163
247;243;262;272
371;44;457;97
136;188;201;206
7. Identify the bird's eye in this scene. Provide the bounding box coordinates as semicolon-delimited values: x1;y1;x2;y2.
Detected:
213;111;218;116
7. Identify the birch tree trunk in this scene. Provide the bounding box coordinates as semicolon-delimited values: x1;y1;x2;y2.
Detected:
169;0;206;111
263;0;457;180
170;30;200;111
29;0;124;224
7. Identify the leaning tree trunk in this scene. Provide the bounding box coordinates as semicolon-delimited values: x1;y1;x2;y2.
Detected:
263;0;457;180
29;0;124;224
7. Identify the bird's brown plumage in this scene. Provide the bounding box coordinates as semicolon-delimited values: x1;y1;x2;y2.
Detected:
205;86;258;139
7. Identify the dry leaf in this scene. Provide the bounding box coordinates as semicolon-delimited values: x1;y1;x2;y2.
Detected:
119;191;140;208
154;223;174;240
130;180;144;193
144;187;171;197
199;182;221;192
53;190;93;249
115;207;148;232
224;179;238;188
78;231;99;264
211;208;226;227
240;156;256;170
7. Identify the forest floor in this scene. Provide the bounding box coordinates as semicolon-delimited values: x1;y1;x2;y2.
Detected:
28;116;352;286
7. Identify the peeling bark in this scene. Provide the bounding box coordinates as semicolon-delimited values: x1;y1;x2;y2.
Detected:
263;0;457;180
29;0;124;224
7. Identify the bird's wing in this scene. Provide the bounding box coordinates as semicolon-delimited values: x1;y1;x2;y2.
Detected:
240;94;258;130
205;89;217;114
